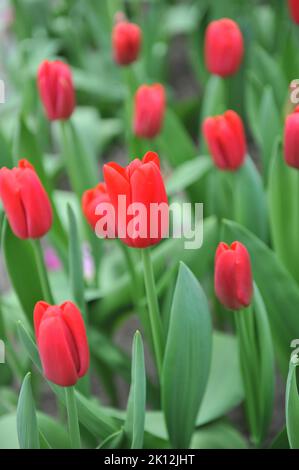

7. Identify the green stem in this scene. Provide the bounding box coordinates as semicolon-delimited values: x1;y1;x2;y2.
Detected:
32;239;54;304
141;248;164;378
65;386;81;449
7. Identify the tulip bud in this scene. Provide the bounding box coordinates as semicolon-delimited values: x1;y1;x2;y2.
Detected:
34;301;89;387
288;0;299;24
284;106;299;169
37;60;75;121
133;84;166;139
82;182;115;237
204;18;244;77
112;19;141;66
0;159;52;239
203;110;247;171
103;151;168;248
215;241;253;310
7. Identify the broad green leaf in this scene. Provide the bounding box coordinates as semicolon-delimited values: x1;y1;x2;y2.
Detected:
124;331;146;449
67;205;85;315
221;219;299;376
191;420;247;449
0;413;19;449
166;156;212;196
37;412;70;449
17;372;40;449
3;221;44;323
162;262;212;448
268;141;299;284
97;428;125;449
200;75;226;125
270;427;289;449
286;360;299;449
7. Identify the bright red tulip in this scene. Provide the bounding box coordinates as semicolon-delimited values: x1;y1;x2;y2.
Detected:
0;159;52;239
215;241;253;310
82;182;115;237
284;106;299;169
103;151;168;248
133;84;166;139
37;60;75;121
204;18;244;77
112;20;141;65
288;0;299;24
34;301;89;387
203;110;247;171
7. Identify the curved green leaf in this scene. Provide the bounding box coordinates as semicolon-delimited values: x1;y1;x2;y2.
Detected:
17;372;40;449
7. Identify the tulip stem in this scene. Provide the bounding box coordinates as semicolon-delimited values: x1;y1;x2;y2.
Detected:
65;386;81;449
32;240;54;305
141;248;164;379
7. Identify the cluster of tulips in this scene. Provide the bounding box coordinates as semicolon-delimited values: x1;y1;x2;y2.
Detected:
0;0;299;451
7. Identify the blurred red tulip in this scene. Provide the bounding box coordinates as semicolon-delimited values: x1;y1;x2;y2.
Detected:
204;18;244;77
288;0;299;24
215;241;253;310
133;84;166;139
203;110;247;171
284;106;299;169
34;301;89;387
37;60;75;121
103;151;168;248
82;182;115;237
112;20;141;65
0;159;52;239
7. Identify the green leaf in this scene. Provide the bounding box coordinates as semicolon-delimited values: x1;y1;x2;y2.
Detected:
162;262;212;448
221;219;299;376
124;331;146;449
2;221;44;323
268;141;299;284
270;427;289;449
166;156;212;196
67;204;85;315
286;360;299;449
37;412;70;449
97;428;125;449
0;413;19;449
17;372;40;449
191;420;247;449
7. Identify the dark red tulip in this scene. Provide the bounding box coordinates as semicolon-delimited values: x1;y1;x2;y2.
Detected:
284;106;299;169
82;182;115;238
204;18;244;77
133;84;166;139
203;110;247;171
0;159;52;239
288;0;299;24
112;19;141;66
103;151;168;248
34;301;89;387
37;60;75;121
215;241;253;310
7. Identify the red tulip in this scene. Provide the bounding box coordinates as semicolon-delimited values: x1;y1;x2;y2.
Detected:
204;18;244;77
82;182;115;238
215;241;253;310
284;106;299;169
103;151;168;248
203;110;247;171
288;0;299;24
34;301;89;387
133;84;166;139
37;60;75;121
112;20;141;66
0;159;52;239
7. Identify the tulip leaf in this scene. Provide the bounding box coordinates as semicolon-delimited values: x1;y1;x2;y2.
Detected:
124;331;146;449
17;372;40;449
191;420;247;449
286;360;299;449
2;221;44;323
221;219;299;376
67;204;85;315
97;428;125;449
268;141;299;284
270;427;289;449
162;262;212;448
166;156;212;196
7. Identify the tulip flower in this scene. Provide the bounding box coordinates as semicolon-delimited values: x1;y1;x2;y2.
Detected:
133;84;166;139
82;182;114;236
214;241;253;310
0;159;52;239
103;151;168;248
203;110;247;171
284;106;299;169
288;0;299;24
37;60;75;121
112;19;141;66
34;301;89;387
204;18;244;77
